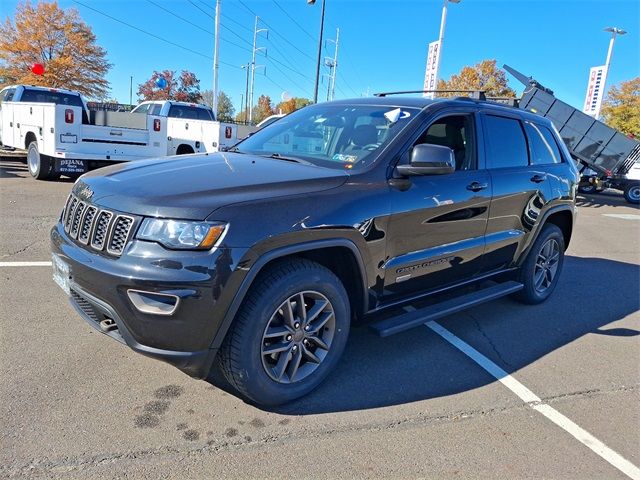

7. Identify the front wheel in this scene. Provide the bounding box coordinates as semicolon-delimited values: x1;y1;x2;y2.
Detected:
623;183;640;204
513;224;565;305
218;259;350;406
27;141;52;180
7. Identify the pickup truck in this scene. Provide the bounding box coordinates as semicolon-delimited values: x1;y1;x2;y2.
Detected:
0;85;250;180
51;95;579;405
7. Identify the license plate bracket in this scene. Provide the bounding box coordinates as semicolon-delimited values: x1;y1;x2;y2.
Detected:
52;253;70;295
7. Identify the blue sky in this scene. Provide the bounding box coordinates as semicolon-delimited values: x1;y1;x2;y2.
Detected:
2;0;639;110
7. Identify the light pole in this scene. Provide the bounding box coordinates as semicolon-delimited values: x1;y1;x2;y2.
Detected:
241;63;250;122
308;0;326;104
602;27;627;94
432;0;460;94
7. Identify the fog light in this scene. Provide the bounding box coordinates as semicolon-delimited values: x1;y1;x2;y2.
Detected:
127;289;179;315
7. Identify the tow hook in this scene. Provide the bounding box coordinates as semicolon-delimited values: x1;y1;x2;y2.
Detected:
99;318;117;333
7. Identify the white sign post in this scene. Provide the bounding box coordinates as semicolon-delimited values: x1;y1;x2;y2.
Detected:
582;65;608;118
422;40;441;99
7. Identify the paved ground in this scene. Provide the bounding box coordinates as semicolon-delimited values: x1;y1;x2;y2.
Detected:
1;158;639;479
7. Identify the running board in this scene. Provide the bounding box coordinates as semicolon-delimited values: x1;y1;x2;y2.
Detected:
370;281;524;337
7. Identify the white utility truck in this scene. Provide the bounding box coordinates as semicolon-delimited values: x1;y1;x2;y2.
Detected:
0;85;249;180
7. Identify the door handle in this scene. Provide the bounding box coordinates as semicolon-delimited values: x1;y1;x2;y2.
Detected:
466;181;488;192
531;174;547;183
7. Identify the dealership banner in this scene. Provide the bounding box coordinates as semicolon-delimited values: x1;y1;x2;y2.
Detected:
582;65;608;118
422;40;441;99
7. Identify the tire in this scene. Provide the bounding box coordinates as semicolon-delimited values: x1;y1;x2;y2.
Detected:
578;183;598;194
218;259;350;406
26;141;52;180
513;224;565;305
623;183;640;204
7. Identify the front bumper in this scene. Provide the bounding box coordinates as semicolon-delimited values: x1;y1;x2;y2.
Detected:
51;222;247;378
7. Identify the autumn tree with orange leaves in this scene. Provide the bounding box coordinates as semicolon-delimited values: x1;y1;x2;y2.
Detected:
137;70;202;103
0;1;111;99
437;59;515;98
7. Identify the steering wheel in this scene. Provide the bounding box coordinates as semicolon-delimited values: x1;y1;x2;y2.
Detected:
361;143;380;151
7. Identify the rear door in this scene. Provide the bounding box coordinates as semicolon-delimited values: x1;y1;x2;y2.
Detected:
383;110;492;300
480;112;553;272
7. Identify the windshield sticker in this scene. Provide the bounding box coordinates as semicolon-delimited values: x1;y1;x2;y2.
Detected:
384;108;411;123
332;154;358;163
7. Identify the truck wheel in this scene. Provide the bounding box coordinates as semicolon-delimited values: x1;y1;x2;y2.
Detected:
218;259;350;406
513;224;565;305
27;141;52;180
623;183;640;204
578;184;598;194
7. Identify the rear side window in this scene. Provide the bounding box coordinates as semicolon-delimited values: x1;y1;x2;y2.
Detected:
150;104;162;115
20;89;84;108
4;89;16;102
132;103;151;114
524;121;563;164
484;115;528;169
197;108;213;121
168;105;199;120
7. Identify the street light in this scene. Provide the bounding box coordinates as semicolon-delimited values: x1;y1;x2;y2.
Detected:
595;26;627;118
432;0;461;94
308;0;326;104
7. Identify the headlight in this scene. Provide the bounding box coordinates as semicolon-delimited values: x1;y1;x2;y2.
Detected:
137;219;227;250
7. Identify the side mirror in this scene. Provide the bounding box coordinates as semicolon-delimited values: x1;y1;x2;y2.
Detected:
396;143;455;176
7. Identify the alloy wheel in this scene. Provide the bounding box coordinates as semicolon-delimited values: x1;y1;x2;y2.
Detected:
261;291;336;384
533;238;560;293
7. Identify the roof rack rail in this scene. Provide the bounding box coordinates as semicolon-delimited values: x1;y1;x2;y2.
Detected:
374;90;487;100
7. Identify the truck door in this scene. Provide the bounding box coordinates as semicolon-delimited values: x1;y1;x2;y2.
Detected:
383;112;491;300
480;113;554;272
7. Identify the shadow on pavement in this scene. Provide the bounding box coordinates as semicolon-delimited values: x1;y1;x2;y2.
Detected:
577;192;635;208
206;256;639;414
0;159;28;179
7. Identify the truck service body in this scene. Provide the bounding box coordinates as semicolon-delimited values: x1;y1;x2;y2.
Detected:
0;85;251;180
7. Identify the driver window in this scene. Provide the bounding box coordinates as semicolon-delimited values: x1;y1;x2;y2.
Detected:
412;115;475;171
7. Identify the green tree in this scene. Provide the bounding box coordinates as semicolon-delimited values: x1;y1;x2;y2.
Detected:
437;59;516;98
600;77;640;138
0;1;111;99
252;94;275;123
216;91;235;121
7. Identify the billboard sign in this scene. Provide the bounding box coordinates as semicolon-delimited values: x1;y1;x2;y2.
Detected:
423;40;441;99
583;65;608;118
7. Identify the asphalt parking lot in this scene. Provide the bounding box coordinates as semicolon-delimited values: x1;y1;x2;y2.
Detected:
1;157;638;479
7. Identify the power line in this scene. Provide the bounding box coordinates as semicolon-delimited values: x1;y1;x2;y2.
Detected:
220;23;253;48
268;60;313;96
271;0;315;41
74;0;211;60
221;13;253;34
236;0;315;63
186;0;214;20
146;0;212;35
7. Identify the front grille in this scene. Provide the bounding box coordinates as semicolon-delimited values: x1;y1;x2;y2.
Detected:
62;193;136;257
107;216;134;255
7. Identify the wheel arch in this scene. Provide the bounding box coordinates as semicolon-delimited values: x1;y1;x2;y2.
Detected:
516;205;574;266
209;239;368;351
24;131;37;149
176;143;195;155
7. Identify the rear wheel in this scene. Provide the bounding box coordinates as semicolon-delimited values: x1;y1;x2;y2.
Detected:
218;259;350;406
623;183;640;204
578;183;598;194
27;141;52;180
513;224;565;305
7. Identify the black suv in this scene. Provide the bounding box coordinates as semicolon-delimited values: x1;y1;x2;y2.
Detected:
51;96;578;405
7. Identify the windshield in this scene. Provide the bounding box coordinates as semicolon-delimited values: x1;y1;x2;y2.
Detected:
236;104;419;170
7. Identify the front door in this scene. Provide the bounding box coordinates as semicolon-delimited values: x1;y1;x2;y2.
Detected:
383;112;491;301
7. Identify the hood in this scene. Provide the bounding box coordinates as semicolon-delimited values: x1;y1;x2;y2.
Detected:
74;153;348;219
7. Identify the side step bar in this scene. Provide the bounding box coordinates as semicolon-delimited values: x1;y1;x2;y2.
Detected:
370;281;524;337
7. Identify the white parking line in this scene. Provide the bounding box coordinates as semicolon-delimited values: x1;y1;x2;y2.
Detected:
0;261;52;267
602;214;640;221
421;316;640;480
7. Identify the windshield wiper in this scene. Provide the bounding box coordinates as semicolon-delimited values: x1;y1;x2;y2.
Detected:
261;153;311;165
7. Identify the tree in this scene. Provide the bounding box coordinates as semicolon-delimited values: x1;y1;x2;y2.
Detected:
0;1;111;99
600;77;640;138
276;97;312;114
252;94;275;123
437;59;516;98
216;91;235;121
137;70;201;103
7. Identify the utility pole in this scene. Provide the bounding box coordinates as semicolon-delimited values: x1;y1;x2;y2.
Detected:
129;75;133;106
212;0;221;118
310;0;326;104
249;16;268;123
241;63;250;122
328;28;339;101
